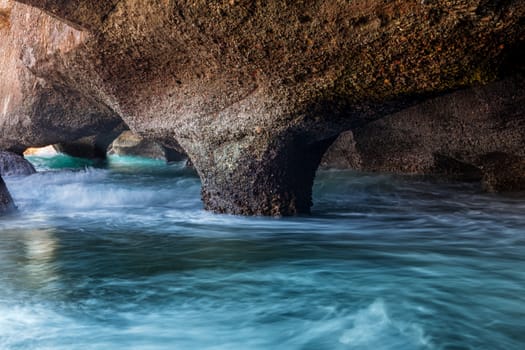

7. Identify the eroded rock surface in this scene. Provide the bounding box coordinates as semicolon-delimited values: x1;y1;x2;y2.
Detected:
322;76;525;191
1;0;524;214
0;150;36;176
0;1;125;154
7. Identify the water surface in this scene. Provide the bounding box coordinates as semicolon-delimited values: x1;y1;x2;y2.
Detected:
1;155;524;349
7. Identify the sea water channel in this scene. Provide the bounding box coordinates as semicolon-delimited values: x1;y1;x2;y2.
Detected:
1;154;524;349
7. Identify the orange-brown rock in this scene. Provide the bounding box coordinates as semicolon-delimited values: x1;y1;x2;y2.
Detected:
1;0;524;215
0;0;124;154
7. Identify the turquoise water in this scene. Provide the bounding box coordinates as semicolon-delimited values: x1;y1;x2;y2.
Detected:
1;155;524;349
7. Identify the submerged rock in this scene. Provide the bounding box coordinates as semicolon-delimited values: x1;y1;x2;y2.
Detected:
0;175;15;214
0;151;36;177
107;131;186;162
1;0;524;214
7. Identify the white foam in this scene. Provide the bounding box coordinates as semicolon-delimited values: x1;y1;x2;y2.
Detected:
6;167;186;211
339;299;432;349
0;304;68;349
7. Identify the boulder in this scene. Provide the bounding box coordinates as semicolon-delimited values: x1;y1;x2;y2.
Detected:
0;150;36;176
54;138;108;159
107;131;186;162
0;175;15;214
1;0;524;215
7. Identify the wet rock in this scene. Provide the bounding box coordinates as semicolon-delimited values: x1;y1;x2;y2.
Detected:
107;131;186;162
200;136;336;216
0;150;36;176
164;147;187;163
0;175;15;214
2;0;525;215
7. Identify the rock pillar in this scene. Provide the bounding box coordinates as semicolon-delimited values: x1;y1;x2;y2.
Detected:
188;133;336;216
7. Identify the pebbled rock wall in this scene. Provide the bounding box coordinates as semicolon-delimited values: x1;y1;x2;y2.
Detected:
1;0;524;214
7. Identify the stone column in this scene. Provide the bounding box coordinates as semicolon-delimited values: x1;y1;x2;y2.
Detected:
192;133;336;216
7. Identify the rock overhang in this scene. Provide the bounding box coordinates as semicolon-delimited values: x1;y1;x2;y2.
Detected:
1;0;524;215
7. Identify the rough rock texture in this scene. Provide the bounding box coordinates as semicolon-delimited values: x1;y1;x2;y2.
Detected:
107;131;186;162
0;150;36;176
2;0;525;215
0;175;15;214
0;1;125;154
322;76;525;190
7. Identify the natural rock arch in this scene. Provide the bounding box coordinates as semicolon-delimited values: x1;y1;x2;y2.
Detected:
2;0;524;215
0;1;126;155
321;76;525;181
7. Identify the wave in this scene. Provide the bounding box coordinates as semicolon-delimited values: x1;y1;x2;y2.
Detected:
339;299;431;349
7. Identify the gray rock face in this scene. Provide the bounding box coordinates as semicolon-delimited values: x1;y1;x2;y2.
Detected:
0;151;36;177
322;76;525;191
107;131;186;162
0;176;15;214
1;0;525;215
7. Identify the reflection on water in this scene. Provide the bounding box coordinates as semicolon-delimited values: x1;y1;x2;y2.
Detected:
22;229;59;289
0;155;524;349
